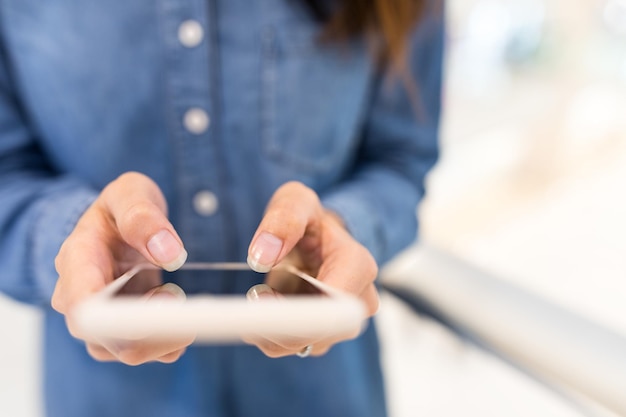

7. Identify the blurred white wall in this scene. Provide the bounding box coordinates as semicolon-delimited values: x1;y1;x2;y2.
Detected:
0;295;42;417
423;0;626;335
389;0;626;414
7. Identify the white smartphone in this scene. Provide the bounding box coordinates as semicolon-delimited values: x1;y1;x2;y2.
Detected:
72;262;366;344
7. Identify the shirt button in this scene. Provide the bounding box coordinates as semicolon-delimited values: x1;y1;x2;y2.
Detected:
193;191;219;216
184;108;210;135
178;20;204;48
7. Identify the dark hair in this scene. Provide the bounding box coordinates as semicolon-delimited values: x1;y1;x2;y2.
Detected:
302;0;428;71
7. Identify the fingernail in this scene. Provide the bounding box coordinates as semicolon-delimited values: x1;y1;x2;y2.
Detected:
150;283;186;300
147;230;187;271
246;284;278;301
247;232;283;273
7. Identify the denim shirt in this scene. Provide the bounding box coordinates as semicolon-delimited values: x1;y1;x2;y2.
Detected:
0;1;443;416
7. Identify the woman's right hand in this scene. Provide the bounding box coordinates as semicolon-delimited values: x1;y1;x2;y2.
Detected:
51;172;192;365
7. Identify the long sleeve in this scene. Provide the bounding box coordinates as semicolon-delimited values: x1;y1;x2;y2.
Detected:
0;38;97;306
322;8;444;265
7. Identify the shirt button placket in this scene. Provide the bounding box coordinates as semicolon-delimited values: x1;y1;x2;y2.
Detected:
173;13;220;236
179;19;210;136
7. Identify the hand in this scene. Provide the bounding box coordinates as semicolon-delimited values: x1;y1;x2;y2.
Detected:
51;172;192;365
245;181;379;357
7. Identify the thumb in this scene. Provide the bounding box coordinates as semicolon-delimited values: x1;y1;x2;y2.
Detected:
101;172;187;271
247;182;321;272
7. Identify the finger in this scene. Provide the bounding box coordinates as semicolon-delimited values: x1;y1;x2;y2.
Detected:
101;172;187;271
89;343;187;365
113;283;192;365
239;328;305;357
86;343;117;362
243;281;364;358
241;335;294;358
360;283;380;316
95;334;193;366
308;326;363;357
81;283;192;365
156;348;187;364
253;311;364;357
87;343;186;365
315;219;380;316
247;181;322;272
320;256;379;317
244;285;315;356
242;324;362;358
248;332;318;355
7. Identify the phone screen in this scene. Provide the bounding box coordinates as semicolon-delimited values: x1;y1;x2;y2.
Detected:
113;263;326;299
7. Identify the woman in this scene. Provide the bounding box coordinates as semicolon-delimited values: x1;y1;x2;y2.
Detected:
0;0;444;416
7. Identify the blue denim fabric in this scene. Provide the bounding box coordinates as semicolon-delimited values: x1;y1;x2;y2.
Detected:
0;0;444;416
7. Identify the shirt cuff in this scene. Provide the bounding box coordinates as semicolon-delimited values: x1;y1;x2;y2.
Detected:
322;192;386;266
31;183;97;304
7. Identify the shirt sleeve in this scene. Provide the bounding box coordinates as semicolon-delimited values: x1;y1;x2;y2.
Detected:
321;6;444;266
0;38;97;306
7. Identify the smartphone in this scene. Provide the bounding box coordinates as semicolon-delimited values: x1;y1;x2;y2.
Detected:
72;262;366;344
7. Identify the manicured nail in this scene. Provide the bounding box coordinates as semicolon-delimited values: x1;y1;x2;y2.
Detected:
147;229;187;271
246;284;278;301
247;232;283;273
150;283;186;300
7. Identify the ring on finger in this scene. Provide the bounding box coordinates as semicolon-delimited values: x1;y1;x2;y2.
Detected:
296;345;313;358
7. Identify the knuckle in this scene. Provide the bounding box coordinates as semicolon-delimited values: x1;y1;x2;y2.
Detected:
118;203;157;238
360;282;380;317
116;348;147;366
261;182;322;239
265;211;301;234
312;346;331;357
258;343;288;358
115;171;149;186
278;181;319;205
86;345;113;362
281;180;307;193
158;350;185;364
53;251;63;274
367;298;380;317
65;320;83;340
359;246;378;280
54;237;76;274
50;291;64;313
123;202;153;225
106;172;166;213
259;213;306;245
264;350;286;359
276;340;305;351
347;327;362;341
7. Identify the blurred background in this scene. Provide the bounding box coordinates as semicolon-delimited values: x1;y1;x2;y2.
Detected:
2;0;626;415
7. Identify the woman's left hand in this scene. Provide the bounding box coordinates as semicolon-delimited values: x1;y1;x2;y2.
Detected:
245;181;379;357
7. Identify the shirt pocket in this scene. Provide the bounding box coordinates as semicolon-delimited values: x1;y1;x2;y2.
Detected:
260;22;370;175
